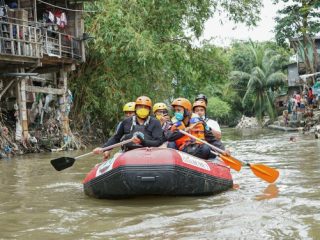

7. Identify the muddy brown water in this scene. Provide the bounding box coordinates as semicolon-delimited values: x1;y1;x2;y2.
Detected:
0;128;319;239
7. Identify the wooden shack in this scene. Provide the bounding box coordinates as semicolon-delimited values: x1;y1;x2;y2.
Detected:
289;36;320;85
0;0;91;146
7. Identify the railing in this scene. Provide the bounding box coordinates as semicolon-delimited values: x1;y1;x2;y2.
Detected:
0;19;83;61
0;19;42;58
43;29;82;60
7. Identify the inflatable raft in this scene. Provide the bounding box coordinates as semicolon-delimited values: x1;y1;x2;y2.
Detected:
83;147;233;199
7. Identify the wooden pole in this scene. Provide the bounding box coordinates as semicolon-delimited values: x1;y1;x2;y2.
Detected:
0;79;15;100
34;0;37;23
78;3;86;62
15;68;28;141
59;69;69;136
19;68;29;139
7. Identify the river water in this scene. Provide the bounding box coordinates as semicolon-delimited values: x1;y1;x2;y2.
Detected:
0;128;319;240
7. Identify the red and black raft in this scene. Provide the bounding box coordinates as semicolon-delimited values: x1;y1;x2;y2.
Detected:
83;147;233;199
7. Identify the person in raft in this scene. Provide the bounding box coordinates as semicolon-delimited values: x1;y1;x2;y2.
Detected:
153;102;172;133
194;93;222;140
192;99;225;150
93;96;163;160
153;102;173;146
123;102;136;118
166;97;212;159
115;101;136;132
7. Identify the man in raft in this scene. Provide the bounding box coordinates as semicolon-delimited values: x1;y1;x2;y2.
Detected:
93;96;163;160
122;102;136;118
192;99;225;150
166;97;213;159
194;93;222;140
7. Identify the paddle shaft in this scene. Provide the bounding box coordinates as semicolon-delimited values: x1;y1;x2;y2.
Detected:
179;129;226;154
74;138;134;160
210;150;222;157
179;129;245;164
179;129;280;183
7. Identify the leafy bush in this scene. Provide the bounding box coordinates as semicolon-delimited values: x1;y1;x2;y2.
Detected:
206;96;231;123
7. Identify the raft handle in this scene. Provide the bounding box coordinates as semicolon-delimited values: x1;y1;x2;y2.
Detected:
137;176;158;182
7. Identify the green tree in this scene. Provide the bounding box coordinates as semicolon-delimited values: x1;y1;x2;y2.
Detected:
181;43;231;99
71;0;263;133
229;42;288;121
229;41;256;73
274;0;320;75
206;96;231;123
227;41;258;118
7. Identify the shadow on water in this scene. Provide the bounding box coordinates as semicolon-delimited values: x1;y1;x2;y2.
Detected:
1;128;320;239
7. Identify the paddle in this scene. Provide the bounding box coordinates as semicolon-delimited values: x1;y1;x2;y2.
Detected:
50;138;134;171
179;129;279;183
210;150;242;172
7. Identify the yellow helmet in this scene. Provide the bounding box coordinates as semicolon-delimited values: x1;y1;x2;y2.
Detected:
123;102;136;112
153;102;168;113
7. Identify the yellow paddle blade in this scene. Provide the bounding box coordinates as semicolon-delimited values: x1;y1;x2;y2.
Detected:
219;154;242;172
250;164;280;183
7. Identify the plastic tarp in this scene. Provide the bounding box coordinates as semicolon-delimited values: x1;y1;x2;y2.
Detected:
312;81;320;96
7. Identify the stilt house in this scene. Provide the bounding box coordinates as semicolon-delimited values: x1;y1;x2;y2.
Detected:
0;0;90;144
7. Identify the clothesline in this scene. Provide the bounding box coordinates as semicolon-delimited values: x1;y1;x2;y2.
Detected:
37;0;98;13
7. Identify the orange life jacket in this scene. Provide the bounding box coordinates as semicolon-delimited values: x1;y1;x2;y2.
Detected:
189;122;205;142
172;121;205;150
171;121;189;149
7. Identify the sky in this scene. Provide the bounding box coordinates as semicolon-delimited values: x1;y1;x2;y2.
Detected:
199;0;282;47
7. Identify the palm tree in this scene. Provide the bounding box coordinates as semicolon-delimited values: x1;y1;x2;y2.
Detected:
229;42;287;122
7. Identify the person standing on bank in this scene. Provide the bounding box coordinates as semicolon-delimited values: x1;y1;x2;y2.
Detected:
93;96;163;160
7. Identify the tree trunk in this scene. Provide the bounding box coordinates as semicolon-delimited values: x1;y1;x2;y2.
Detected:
301;0;315;82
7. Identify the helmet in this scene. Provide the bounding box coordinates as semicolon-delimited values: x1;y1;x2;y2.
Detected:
195;94;208;105
171;98;192;112
135;96;152;108
153;102;168;113
123;102;135;112
193;100;207;110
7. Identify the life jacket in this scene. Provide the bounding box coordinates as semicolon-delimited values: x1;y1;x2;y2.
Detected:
172;120;205;150
189;122;205;142
121;116;151;150
130;115;150;131
171;121;189;150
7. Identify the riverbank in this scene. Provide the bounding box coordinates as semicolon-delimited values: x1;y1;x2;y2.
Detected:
2;108;320;158
0;121;104;159
235;109;320;134
267;124;301;131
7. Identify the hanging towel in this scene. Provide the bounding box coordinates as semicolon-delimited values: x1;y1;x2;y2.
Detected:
48;11;55;22
60;12;67;27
